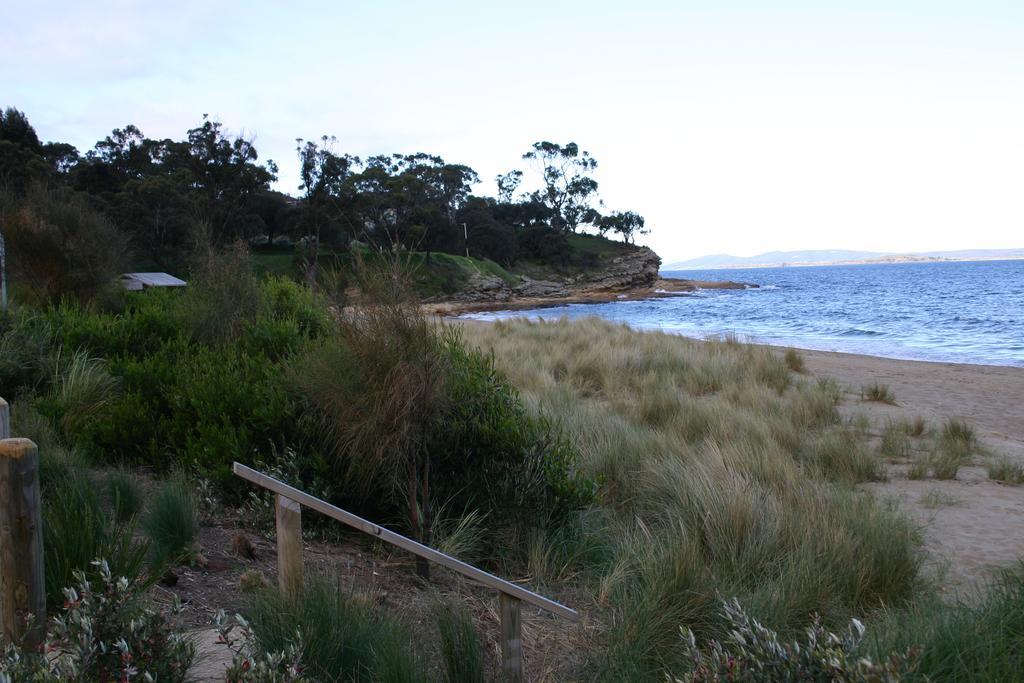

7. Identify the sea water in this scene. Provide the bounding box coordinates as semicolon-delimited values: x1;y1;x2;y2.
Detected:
461;259;1024;367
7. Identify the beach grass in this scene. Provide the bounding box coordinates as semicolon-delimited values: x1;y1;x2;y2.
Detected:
861;382;897;405
462;317;922;678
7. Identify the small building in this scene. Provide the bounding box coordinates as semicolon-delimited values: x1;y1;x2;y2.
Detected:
119;272;187;291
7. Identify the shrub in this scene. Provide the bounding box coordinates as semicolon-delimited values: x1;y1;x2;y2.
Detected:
670;598;918;682
215;612;306;682
436;602;486;683
0;184;128;304
0;560;194;681
243;577;425;681
107;468;144;523
293;273;590;562
861;383;897;405
142;474;200;567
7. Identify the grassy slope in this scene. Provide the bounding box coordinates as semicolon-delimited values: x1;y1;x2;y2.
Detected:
251;249;518;298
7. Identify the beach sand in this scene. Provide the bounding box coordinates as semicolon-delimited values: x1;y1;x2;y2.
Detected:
797;349;1024;595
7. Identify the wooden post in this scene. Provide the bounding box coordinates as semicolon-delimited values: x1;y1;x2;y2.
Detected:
0;438;45;649
0;397;9;439
500;592;523;683
275;494;303;598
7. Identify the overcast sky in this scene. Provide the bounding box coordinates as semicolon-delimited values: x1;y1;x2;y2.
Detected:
3;1;1022;262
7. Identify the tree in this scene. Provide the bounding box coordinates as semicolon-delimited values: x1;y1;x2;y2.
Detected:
522;141;600;234
296;136;360;286
600;210;647;243
0;108;42;152
178;116;277;244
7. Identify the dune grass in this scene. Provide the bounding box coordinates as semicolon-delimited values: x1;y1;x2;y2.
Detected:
861;382;897;405
107;468;144;523
863;564;1024;681
462;317;921;679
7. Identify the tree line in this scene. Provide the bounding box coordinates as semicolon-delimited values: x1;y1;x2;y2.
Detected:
0;107;647;277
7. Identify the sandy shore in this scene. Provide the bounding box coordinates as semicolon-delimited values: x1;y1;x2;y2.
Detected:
800;349;1024;594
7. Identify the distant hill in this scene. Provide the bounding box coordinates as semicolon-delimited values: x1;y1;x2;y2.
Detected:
665;248;1024;270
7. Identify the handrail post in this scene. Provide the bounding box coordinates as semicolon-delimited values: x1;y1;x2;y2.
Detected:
0;437;45;649
500;592;523;683
275;494;303;599
0;397;9;439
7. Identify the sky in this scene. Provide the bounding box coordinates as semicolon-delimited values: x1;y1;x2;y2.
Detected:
3;0;1022;262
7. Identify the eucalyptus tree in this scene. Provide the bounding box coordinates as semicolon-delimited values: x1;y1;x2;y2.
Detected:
522;141;600;234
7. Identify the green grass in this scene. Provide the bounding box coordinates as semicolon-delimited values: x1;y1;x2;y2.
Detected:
42;467;149;607
988;458;1024;485
244;576;426;682
436;602;486;683
107;469;144;523
142;474;200;567
864;564;1024;681
880;419;912;459
861;382;897;405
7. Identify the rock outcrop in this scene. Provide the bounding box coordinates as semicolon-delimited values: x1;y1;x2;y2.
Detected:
439;246;662;304
569;246;661;291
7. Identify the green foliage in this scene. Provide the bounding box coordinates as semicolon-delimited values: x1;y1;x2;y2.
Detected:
215;612;307;682
671;599;917;682
0;308;54;400
436;602;486;683
865;564;1024;681
243;577;425;682
0;560;194;681
107;468;144;523
431;330;594;530
0;184;128;304
42;467;149;608
142;474;200;567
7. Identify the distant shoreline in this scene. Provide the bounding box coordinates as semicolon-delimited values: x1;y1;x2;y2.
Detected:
665;255;1024;271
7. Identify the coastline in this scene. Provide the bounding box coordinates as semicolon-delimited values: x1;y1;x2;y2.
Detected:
422;276;754;316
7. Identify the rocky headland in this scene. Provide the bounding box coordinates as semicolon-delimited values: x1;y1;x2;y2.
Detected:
424;246;756;315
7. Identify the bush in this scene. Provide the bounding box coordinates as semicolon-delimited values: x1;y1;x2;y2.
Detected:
671;598;918;682
215;612;307;682
292;272;590;557
0;184;128;304
142;474;200;567
243;577;425;682
0;560;194;681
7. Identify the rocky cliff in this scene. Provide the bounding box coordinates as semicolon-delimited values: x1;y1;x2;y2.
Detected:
446;246;662;303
